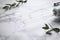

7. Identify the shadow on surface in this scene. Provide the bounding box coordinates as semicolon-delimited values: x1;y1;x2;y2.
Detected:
53;17;60;23
50;17;60;28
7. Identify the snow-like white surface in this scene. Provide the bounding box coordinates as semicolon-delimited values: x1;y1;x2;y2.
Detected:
0;0;60;40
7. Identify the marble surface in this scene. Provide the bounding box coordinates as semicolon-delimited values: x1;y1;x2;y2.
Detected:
0;0;60;40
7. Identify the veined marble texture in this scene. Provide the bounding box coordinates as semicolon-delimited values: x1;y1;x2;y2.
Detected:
0;0;60;40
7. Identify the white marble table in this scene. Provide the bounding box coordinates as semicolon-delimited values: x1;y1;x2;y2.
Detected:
0;0;60;40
